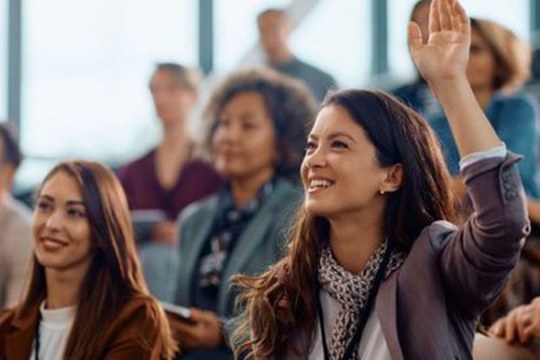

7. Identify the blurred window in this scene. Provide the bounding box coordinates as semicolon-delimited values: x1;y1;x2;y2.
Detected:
21;0;197;162
290;0;371;88
0;0;7;121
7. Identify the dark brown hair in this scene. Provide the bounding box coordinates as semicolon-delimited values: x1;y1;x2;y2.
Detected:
18;160;176;359
203;67;317;182
232;90;456;358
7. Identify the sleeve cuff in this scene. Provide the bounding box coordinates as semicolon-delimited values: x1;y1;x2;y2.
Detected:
459;143;507;172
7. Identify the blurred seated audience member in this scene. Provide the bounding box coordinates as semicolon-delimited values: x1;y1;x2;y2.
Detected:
489;297;540;349
167;68;316;359
0;124;32;309
257;8;337;102
0;161;176;359
473;333;539;360
428;18;540;216
119;63;223;299
392;0;441;117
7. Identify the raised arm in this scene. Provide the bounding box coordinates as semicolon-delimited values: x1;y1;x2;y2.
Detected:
409;0;530;317
408;0;501;155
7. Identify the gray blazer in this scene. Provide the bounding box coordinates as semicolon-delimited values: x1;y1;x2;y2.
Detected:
173;178;301;317
288;154;530;359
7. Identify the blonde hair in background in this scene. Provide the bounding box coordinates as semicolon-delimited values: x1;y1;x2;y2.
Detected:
471;18;532;93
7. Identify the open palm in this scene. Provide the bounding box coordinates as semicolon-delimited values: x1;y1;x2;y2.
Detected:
409;0;471;82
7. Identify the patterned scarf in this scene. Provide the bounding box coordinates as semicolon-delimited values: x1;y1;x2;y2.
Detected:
317;241;405;359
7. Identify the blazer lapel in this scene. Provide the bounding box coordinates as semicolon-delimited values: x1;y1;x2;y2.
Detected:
175;198;216;305
218;182;290;313
376;271;404;360
218;208;275;313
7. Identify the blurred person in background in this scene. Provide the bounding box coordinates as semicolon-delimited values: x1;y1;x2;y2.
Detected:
167;68;316;359
0;124;32;309
257;8;337;102
0;161;176;359
119;63;223;300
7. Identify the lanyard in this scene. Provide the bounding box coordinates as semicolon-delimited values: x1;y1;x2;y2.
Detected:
316;243;392;360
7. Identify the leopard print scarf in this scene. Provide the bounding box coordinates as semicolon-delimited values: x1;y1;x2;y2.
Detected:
317;241;405;359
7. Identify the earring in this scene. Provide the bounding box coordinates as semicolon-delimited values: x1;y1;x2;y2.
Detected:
379;189;385;195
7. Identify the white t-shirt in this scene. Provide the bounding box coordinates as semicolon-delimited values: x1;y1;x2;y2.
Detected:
30;302;76;360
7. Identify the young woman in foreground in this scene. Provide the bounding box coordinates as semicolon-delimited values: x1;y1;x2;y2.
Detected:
232;0;530;358
0;161;176;359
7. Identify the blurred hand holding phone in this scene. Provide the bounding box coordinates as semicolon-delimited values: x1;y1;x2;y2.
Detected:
161;302;195;323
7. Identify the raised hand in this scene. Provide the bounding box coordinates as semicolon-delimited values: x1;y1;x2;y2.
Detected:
407;0;500;156
408;0;470;84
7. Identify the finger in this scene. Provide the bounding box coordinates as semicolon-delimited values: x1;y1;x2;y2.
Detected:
172;319;195;334
520;324;535;343
453;0;470;36
438;0;452;31
198;309;216;321
489;319;505;337
188;307;208;324
174;322;200;345
516;311;532;343
446;0;458;30
429;0;441;34
504;312;519;343
408;22;423;51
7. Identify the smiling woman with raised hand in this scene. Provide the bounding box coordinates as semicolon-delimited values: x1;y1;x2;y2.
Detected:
231;0;530;359
0;161;176;359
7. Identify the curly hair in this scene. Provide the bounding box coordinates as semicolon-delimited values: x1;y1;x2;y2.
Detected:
203;67;317;182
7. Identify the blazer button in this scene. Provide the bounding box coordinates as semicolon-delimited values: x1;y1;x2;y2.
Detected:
505;190;518;202
503;180;514;190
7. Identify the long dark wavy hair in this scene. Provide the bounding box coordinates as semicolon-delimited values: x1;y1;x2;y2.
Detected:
231;89;457;358
17;161;176;359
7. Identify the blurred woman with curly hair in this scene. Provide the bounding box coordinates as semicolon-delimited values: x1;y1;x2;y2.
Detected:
167;67;317;359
